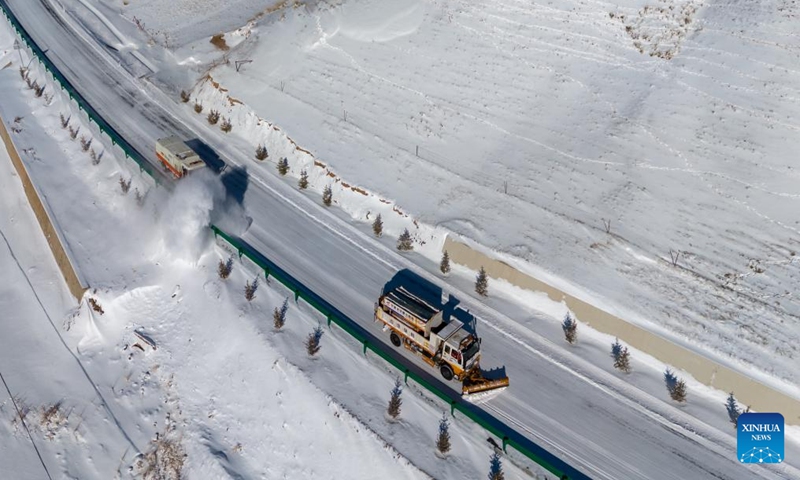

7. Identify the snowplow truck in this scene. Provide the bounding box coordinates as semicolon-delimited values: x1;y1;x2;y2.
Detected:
375;286;509;395
155;136;205;178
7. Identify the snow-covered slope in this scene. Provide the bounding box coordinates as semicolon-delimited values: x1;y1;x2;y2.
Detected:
158;0;800;388
0;29;535;478
1;0;800;475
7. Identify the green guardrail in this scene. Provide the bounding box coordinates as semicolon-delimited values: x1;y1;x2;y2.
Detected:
211;225;587;480
0;1;161;184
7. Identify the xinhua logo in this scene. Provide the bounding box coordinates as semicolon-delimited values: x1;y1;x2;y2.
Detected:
738;412;784;464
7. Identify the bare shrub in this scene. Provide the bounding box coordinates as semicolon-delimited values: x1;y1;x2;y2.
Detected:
244;278;258;301
220;117;232;133
39;402;68;440
562;313;577;344
33;82;45;98
135;435;186;480
180;90;190;103
59;114;70;129
193;102;203;113
255;145;268;161
397;228;413;251
88;297;104;315
134;188;147;207
306;326;323;356
217;257;233;279
90;149;102;165
19;66;28;80
372;214;383;237
80;136;92;152
669;249;680;266
10;117;23;134
69;125;80;140
207;109;220;125
277;157;289;176
322;185;333;206
119;176;132;195
298;170;309;189
9;396;31;433
273;298;289;330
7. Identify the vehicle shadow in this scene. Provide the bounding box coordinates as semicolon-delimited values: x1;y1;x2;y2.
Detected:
185;138;225;173
382;269;478;334
219;164;249;206
185;138;249;206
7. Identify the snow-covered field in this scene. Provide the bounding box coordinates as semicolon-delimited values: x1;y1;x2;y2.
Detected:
0;22;540;478
4;0;800;477
103;0;800;392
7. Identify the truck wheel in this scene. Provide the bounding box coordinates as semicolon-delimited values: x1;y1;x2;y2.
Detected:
440;364;454;381
390;332;402;348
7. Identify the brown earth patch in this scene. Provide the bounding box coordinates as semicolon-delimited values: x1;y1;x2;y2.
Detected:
210;34;229;51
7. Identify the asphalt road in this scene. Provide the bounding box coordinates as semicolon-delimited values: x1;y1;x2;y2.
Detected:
3;0;795;478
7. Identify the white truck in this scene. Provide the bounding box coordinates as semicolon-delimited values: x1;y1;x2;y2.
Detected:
375;286;509;395
155;136;205;178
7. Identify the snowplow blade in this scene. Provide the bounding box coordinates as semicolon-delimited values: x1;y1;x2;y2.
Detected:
461;364;509;396
462;377;509;395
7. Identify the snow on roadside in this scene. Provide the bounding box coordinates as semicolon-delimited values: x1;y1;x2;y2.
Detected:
170;0;800;396
0;27;538;480
445;262;800;449
0;62;427;479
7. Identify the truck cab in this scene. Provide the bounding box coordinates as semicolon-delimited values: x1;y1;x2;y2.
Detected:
433;319;481;376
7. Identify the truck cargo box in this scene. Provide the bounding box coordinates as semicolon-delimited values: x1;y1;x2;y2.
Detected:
381;286;443;336
155;136;204;178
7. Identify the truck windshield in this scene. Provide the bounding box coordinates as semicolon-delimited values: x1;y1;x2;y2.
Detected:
462;339;480;365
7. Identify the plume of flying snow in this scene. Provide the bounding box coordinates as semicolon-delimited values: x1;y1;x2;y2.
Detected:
156;171;225;263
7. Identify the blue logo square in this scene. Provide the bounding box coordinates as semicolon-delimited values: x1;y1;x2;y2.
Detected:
738;412;784;464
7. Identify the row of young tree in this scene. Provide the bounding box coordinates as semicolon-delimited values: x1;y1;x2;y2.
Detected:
566;311;750;424
220;255;510;477
218;257;324;356
216;138;747;468
40;60;151;205
386;378;508;479
429;249;752;427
